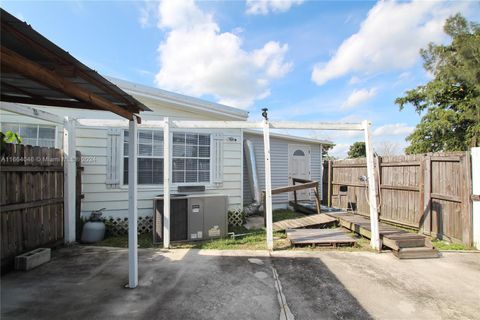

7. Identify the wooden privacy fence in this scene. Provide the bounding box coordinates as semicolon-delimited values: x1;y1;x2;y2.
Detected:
1;143;65;271
323;152;473;245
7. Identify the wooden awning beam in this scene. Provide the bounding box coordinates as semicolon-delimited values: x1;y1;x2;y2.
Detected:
0;46;139;122
1;94;105;110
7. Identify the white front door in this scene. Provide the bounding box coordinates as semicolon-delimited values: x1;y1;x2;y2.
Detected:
288;144;311;201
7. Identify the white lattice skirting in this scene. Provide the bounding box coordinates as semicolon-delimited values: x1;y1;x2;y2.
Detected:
103;216;153;236
228;208;245;227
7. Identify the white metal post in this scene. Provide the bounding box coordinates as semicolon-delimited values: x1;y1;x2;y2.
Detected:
163;117;171;249
363;120;381;250
63;117;76;243
472;147;480;250
263;119;274;250
128;116;138;288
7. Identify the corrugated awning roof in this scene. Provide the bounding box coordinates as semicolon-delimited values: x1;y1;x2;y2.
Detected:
0;8;150;122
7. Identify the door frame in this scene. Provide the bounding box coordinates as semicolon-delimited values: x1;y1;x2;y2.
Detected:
288;144;311;201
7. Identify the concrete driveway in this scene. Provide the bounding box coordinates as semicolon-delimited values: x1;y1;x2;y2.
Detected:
1;246;479;320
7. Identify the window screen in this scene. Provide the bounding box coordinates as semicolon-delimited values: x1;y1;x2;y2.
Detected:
172;133;210;183
123;130;164;185
1;123;56;148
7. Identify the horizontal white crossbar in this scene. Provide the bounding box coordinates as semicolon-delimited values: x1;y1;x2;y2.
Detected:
171;120;263;129
171;120;364;130
270;121;365;131
76;119;364;131
1;102;64;125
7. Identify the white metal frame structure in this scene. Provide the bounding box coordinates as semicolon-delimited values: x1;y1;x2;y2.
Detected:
3;105;380;288
158;118;380;252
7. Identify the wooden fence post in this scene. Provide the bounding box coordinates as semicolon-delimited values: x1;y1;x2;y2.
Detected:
328;160;332;207
418;156;425;233
463;151;473;246
375;155;382;216
472;147;480;249
75;151;84;241
423;155;432;235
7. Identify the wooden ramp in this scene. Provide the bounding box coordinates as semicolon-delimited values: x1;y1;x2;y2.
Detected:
273;214;336;231
286;228;356;247
325;212;439;259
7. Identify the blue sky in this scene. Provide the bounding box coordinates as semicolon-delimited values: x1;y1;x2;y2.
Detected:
2;0;478;157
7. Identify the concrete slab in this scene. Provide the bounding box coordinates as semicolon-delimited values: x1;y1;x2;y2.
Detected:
272;251;480;320
1;246;479;320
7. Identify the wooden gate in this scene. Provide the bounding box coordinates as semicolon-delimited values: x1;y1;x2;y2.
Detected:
1;144;64;271
323;152;473;245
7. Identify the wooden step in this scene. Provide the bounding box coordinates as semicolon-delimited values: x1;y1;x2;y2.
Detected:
393;247;440;259
383;234;426;250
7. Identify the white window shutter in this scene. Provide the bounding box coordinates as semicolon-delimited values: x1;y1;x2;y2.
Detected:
212;133;224;185
106;128;122;188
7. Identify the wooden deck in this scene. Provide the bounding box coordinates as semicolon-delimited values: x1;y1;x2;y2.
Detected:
286;228;356;247
272;213;336;231
324;211;439;259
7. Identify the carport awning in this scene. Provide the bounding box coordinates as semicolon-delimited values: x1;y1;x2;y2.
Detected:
0;8;150;122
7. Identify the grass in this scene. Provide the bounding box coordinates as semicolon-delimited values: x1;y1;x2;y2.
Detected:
272;209;304;222
93;209;371;252
94;233;472;252
431;239;470;250
94;229;289;250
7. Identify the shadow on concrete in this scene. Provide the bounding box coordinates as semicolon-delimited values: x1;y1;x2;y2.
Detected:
1;246;371;320
272;256;372;320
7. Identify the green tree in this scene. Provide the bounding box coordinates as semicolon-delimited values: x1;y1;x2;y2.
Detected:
395;14;480;154
322;144;336;160
348;141;366;158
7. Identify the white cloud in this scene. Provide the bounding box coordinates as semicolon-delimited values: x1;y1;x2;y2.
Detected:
246;0;304;15
312;0;470;86
348;76;361;85
343;88;377;109
373;123;414;137
330;143;350;159
151;0;292;109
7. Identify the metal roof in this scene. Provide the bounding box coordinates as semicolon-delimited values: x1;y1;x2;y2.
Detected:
243;129;334;145
0;9;150;122
109;77;249;121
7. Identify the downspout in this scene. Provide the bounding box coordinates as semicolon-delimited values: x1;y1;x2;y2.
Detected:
243;139;262;215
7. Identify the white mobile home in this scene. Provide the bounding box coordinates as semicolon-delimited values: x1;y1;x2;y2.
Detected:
0;78;331;219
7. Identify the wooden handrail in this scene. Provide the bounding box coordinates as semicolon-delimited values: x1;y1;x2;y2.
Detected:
261;178;321;216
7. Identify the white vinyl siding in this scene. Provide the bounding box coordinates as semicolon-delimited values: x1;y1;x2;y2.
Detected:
76;126;242;218
243;132;323;206
0;94;245;219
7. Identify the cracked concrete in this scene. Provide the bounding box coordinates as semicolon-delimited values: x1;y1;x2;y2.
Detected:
1;246;479;320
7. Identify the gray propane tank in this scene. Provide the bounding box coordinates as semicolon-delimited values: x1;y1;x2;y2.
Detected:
81;208;106;243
